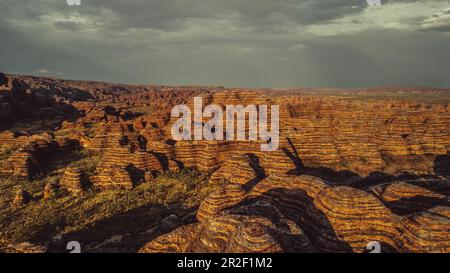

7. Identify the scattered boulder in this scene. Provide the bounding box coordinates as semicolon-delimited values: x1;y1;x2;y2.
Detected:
12;189;31;207
43;183;59;199
144;171;154;182
60;167;84;195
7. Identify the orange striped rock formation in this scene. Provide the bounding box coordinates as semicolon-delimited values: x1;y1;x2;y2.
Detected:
141;167;450;253
1;74;449;253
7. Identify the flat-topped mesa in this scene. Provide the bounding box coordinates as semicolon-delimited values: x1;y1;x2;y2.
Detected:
60;167;85;195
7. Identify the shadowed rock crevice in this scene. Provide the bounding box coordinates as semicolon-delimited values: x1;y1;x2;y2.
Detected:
224;188;353;252
434;155;450;178
241;153;266;192
46;204;198;253
387;196;450;215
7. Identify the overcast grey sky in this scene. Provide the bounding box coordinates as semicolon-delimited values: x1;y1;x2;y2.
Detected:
0;0;449;88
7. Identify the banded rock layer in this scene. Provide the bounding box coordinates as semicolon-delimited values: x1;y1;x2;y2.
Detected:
83;90;450;193
60;167;84;195
1;74;449;253
141;170;450;253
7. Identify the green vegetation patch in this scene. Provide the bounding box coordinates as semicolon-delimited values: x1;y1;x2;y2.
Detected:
0;167;227;252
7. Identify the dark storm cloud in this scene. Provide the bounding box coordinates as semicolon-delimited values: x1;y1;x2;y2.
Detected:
298;30;450;88
80;0;366;30
0;0;449;87
0;17;126;82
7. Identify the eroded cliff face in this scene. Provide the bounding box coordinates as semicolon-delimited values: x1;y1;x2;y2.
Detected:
0;73;449;253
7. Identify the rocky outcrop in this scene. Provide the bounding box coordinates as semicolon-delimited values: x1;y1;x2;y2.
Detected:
0;134;80;180
12;189;31;207
209;153;265;186
311;186;403;252
0;131;36;148
400;206;450;253
43;183;59;199
196;184;247;223
140;175;327;253
60;167;85;195
0;149;41;179
1;74;450;253
91;165;134;191
141;168;450;253
141;209;312;253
